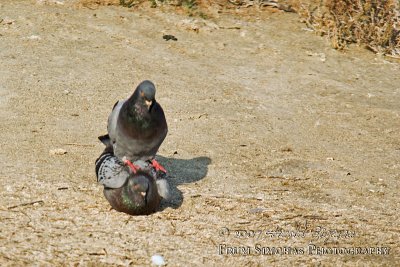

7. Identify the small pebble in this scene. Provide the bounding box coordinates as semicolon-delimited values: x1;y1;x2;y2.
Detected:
163;34;177;41
249;208;266;213
27;35;41;40
151;254;165;266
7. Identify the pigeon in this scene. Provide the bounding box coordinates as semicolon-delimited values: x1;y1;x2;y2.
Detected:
95;135;170;215
107;80;168;174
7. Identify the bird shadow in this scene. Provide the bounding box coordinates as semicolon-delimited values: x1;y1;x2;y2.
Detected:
155;155;211;210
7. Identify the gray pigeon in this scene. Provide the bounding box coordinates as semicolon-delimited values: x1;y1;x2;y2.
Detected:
107;80;168;173
95;135;170;215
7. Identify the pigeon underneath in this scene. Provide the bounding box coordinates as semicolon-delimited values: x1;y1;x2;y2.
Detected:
107;80;168;173
96;135;170;215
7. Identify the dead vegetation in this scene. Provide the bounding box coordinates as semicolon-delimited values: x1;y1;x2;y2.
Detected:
77;0;119;7
299;0;400;57
76;0;200;9
76;0;296;11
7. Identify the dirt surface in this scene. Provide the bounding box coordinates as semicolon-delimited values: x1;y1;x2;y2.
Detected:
1;1;399;266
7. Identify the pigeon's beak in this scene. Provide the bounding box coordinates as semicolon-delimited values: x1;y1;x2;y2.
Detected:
140;191;147;197
145;99;153;111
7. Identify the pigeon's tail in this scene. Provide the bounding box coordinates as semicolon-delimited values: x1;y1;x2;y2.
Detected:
98;134;111;145
98;134;114;154
156;178;170;200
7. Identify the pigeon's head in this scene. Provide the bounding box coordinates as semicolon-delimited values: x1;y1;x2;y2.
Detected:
103;170;162;215
135;80;156;111
127;173;151;200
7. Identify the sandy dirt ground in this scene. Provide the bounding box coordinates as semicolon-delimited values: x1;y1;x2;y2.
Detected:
0;0;399;266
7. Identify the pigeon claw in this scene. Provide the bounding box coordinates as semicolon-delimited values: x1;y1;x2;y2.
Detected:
123;158;139;174
151;159;167;173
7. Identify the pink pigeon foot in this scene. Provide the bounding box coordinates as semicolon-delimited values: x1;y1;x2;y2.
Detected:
123;158;139;174
151;159;167;173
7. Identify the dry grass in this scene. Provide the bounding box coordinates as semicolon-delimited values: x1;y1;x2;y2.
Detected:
75;0;297;13
75;0;208;17
77;0;199;8
299;0;400;56
76;0;119;8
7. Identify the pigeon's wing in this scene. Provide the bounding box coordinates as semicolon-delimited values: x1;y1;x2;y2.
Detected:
96;153;129;188
107;100;125;143
148;102;168;156
156;178;170;200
